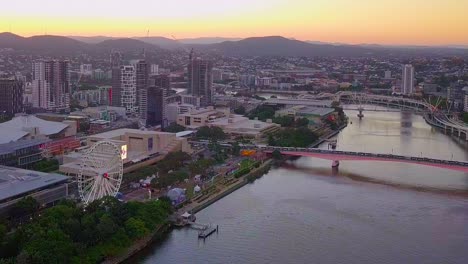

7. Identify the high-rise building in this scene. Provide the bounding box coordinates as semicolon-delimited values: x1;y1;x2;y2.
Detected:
134;60;149;120
152;74;171;92
111;52;122;107
464;87;468;112
150;64;159;75
32;60;70;111
120;65;137;114
187;51;213;107
402;64;414;95
0;78;24;115
80;64;93;76
147;86;167;127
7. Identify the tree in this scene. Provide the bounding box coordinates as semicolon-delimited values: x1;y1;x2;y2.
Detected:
231;142;241;156
273;116;294;127
331;101;340;108
294;117;310;127
188;159;214;176
271;149;283;160
125;218;149;239
268;127;319;147
196;126;227;140
233;106;246;115
463;112;468;124
23;228;75;263
247;105;276;121
164;123;186;133
10;197;40;218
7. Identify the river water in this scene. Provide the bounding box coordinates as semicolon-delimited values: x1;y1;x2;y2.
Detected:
134;110;468;264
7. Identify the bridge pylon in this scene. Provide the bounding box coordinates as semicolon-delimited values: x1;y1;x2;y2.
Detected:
357;107;364;119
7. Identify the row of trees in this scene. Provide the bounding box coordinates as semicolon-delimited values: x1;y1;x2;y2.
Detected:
268;127;319;147
463;112;468;124
196;126;227;140
247;105;276;121
0;197;171;264
272;116;309;127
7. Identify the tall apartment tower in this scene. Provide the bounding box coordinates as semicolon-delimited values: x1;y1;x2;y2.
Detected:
147;86;167;127
402;64;414;95
32;60;70;111
187;51;213;107
134;60;149;121
120;65;137;114
111;51;122;107
0;78;24;115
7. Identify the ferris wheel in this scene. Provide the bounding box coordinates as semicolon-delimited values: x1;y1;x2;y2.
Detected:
78;141;124;205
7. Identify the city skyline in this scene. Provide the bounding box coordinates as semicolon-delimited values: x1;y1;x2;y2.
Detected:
1;0;468;46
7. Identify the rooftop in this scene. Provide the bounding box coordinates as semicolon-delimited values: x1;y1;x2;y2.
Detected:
0;138;50;155
0;115;69;144
90;128;174;140
0;166;68;202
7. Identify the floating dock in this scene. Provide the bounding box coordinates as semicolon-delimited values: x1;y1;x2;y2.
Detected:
198;225;218;239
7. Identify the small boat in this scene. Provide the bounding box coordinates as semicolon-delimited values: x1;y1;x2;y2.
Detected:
332;160;340;168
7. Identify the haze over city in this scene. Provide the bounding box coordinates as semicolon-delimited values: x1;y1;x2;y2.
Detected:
1;0;468;46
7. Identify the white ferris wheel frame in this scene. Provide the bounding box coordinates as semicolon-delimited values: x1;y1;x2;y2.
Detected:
78;141;124;205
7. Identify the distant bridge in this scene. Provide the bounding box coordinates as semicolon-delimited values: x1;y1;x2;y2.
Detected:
192;140;468;172
245;145;468;173
296;92;468;140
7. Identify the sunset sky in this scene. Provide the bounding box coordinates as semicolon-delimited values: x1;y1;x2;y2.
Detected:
1;0;467;45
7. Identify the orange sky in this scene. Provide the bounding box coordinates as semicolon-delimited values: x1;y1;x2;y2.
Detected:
1;0;467;45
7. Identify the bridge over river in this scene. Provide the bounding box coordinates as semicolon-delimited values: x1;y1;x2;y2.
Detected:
242;145;468;173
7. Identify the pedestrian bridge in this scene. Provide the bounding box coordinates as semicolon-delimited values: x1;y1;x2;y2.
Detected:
242;145;468;173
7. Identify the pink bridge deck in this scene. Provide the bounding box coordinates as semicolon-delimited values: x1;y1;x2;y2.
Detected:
267;151;468;173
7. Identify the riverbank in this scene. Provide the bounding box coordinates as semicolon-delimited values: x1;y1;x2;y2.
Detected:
103;223;171;264
113;159;273;264
181;159;273;215
117;123;347;263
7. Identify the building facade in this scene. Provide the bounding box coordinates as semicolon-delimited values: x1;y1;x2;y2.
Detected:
152;74;171;91
147;86;167;127
111;52;122;107
135;60;149;120
32;60;70;111
120;65;137;114
402;64;414;95
0;78;23;115
187;54;213;107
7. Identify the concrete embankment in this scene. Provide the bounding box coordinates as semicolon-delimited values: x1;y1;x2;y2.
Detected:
190;159;273;214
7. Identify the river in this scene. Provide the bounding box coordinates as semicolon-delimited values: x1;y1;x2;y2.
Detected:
133;109;468;264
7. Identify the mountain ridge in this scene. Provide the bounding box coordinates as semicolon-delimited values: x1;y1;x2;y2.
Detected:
1;32;466;56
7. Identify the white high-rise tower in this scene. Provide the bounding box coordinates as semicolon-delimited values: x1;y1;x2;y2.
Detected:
402;64;414;95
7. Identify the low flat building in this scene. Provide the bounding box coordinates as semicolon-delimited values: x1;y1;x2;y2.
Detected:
0;166;73;217
176;106;230;129
0;115;77;144
264;98;333;108
60;129;192;175
209;114;280;139
276;105;335;126
0;139;49;167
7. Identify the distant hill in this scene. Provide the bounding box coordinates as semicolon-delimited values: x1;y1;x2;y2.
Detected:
189;36;373;57
0;32;87;54
133;36;181;49
94;38;161;52
67;35;116;44
1;33;466;57
0;33;162;54
179;37;242;44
